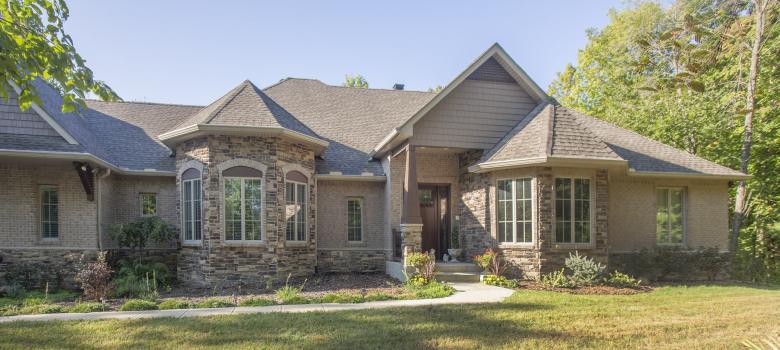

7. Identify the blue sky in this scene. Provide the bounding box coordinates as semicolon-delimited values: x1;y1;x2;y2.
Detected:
65;1;628;105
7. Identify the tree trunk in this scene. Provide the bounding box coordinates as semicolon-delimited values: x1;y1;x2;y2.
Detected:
730;0;773;253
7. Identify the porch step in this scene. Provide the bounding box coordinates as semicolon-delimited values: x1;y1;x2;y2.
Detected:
436;272;481;283
436;262;483;273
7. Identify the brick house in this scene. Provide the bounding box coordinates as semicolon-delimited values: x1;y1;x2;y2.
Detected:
0;44;747;286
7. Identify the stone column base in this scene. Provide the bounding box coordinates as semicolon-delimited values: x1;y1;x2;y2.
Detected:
400;223;423;267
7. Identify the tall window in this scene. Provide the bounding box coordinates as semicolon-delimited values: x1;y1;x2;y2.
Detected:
497;178;533;243
285;181;307;241
657;188;685;245
223;166;263;241
347;198;362;242
182;168;202;243
40;186;58;239
140;193;157;217
555;178;591;244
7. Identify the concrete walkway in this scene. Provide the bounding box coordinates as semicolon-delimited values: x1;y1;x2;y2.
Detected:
0;283;514;323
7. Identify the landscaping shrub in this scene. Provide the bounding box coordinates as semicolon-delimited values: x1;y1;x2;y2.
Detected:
195;298;235;308
603;271;641;288
238;298;275;307
119;299;158;311
482;275;518;288
110;217;176;263
68;302;109;313
158;300;194;310
540;269;576;288
473;249;507;276
407;281;455;299
405;251;437;282
113;260;168;299
75;251;113;301
2;283;26;299
406;274;429;287
565;251;606;286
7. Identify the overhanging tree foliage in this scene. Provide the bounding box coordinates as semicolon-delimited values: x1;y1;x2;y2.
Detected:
342;74;369;88
0;0;118;112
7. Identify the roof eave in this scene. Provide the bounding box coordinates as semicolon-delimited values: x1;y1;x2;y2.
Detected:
627;169;752;180
0;149;176;176
469;156;628;173
159;124;329;155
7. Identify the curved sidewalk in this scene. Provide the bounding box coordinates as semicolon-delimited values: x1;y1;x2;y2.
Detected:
0;283;514;323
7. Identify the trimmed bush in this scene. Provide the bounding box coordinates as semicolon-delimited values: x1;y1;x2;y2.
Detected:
238;298;275;307
195;298;235;308
604;271;642;288
68;302;109;313
407;281;455;299
120;299;158;311
158;300;194;310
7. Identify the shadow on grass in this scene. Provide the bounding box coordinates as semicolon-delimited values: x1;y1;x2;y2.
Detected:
0;302;582;349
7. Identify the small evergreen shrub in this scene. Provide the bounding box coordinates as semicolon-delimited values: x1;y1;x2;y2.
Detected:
603;271;642;288
16;304;65;315
113;260;168;299
75;251;113;301
158;300;194;310
482;275;518;288
119;299;158;311
408;281;455;299
195;298;234;308
541;269;576;288
3;283;26;299
238;298;275;307
68;302;109;313
565;251;606;286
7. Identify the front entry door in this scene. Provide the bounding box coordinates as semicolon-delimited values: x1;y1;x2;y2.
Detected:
419;184;450;260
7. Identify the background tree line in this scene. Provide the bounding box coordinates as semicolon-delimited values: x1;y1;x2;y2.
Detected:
550;0;779;282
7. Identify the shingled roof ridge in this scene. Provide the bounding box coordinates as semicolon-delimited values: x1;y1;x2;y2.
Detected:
553;105;621;159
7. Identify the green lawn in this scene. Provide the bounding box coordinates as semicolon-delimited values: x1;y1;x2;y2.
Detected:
0;285;778;349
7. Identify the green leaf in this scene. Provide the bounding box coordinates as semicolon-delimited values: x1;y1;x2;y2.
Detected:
688;81;705;93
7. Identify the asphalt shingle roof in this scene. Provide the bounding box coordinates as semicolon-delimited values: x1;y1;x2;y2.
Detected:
480;103;743;177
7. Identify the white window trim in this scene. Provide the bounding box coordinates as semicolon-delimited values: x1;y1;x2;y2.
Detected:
656;187;687;247
495;177;536;247
139;193;157;217
346;197;364;243
285;180;308;243
182;178;202;246
39;185;59;241
552;176;595;248
223;176;264;244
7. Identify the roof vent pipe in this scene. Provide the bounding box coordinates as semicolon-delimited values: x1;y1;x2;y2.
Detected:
392;83;404;90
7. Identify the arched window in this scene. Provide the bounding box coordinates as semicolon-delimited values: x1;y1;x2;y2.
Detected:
285;171;308;241
182;168;202;243
223;166;264;241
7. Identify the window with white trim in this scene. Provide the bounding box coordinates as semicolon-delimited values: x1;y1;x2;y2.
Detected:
555;178;591;244
140;193;157;217
497;178;533;243
656;188;685;245
347;198;362;242
182;171;202;242
40;186;59;239
285;181;307;241
224;173;263;241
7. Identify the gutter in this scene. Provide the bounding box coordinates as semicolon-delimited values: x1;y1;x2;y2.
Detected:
158;124;329;155
626;169;752;180
468;156;628;173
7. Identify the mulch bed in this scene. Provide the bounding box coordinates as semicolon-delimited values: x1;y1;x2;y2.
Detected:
516;280;653;295
159;273;407;303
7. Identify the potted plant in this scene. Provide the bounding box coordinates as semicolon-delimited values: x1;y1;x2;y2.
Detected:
447;226;462;262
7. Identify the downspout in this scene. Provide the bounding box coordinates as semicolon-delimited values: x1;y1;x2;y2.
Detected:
96;168;111;250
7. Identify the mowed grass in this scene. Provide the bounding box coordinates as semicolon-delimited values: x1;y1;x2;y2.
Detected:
0;285;778;349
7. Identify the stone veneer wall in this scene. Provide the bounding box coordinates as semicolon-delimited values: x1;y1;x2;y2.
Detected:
0;249;96;289
458;150;493;259
175;135;316;287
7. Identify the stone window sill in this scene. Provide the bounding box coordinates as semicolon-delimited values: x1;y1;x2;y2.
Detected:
346;241;366;247
223;241;266;247
498;243;535;250
38;238;60;245
551;243;596;250
285;241;308;247
181;241;202;247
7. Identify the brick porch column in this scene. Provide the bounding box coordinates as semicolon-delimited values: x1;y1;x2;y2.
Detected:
401;145;422;266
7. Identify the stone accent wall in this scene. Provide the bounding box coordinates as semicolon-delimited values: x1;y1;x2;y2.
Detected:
0;249;97;289
174;135;317;287
458;150;493;258
317;249;386;273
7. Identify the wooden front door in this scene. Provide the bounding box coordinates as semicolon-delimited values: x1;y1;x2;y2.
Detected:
419;184;450;260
